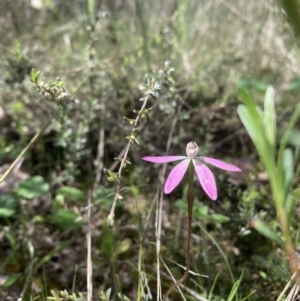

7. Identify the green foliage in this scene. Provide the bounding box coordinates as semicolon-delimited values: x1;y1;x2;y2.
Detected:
0;193;18;217
51;209;84;230
47;290;85;301
251;218;283;246
227;270;244;301
56;186;85;202
100;288;112;301
175;199;230;223
238;88;275;175
2;274;20;289
238;86;300;281
238;77;269;94
15;176;50;199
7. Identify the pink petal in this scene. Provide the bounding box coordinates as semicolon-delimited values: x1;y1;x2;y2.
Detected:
143;156;186;164
164;159;190;194
199;157;241;172
193;160;217;200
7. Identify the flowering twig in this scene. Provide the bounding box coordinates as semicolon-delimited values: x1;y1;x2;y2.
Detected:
0;69;74;184
106;79;160;227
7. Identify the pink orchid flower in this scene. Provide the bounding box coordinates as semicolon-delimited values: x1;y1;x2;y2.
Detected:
143;142;241;200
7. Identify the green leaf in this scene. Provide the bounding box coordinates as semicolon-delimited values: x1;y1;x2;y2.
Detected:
123;116;135;124
174;199;187;211
100;291;108;301
264;86;276;147
277;103;300;174
49;290;60;300
0;193;18;217
117;293;131;301
15;176;49;199
287;129;300;147
0;208;15;217
227;270;244;301
2;274;20;288
251;218;283;246
106;288;112;300
196;205;208;217
55;77;64;87
238;91;276;176
103;169;118;182
138;83;147;91
114;238;131;257
56;186;85;202
238;88;263;121
211;214;230;223
30;68;41;83
282;148;293;198
237;105;261;148
293;187;300;198
52;209;83;229
285;194;296;220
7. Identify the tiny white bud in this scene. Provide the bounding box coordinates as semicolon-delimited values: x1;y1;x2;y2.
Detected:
186;141;198;158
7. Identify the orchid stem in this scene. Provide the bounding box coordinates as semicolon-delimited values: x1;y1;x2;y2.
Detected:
163;161;194;300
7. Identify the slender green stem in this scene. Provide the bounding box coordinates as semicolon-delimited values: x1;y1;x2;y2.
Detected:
163;161;194;300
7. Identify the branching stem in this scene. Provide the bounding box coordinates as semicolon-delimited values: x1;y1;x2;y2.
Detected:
108;93;150;221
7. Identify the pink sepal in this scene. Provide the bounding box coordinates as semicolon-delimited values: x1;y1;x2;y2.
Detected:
164;159;190;194
142;156;186;164
193;160;217;200
200;157;241;172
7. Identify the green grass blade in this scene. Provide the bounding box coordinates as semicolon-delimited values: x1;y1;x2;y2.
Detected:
251;218;284;246
227;269;244;301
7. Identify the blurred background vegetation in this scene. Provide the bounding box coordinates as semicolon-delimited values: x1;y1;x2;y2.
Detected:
1;0;300;300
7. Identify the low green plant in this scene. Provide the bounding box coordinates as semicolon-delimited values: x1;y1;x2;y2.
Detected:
238;86;300;272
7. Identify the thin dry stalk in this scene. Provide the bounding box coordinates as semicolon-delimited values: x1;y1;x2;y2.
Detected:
0;115;53;183
286;283;300;301
93;99;106;191
160;256;186;301
156;189;163;301
157;266;209;301
86;190;92;301
276;266;300;301
156;103;182;300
